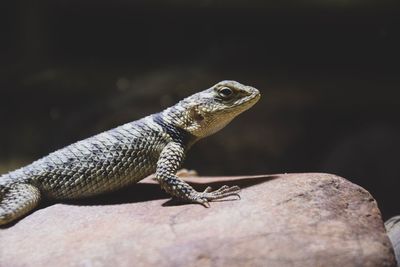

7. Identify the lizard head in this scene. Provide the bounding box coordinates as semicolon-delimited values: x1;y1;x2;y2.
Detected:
165;80;261;138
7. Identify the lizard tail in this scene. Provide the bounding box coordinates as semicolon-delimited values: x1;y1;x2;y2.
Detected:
0;183;41;226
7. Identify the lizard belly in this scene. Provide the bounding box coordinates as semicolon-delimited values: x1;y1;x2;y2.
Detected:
35;144;161;199
43;158;157;199
29;121;169;199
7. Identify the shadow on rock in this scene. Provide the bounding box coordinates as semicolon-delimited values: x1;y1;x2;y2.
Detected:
0;175;278;228
64;174;278;206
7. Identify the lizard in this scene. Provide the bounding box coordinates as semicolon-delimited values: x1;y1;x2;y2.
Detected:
0;80;260;225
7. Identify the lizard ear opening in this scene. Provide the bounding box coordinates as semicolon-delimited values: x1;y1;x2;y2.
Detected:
189;107;204;123
183;106;206;136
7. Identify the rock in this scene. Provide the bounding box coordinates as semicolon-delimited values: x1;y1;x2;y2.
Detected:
0;173;396;267
386;216;400;265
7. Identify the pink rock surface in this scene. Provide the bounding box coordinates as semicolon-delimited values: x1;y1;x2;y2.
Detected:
0;173;395;267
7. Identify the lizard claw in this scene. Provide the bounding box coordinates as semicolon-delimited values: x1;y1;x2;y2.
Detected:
195;198;211;208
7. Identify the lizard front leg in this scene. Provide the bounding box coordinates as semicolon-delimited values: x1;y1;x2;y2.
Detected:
155;142;240;207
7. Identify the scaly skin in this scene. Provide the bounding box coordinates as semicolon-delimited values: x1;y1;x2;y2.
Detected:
0;80;260;225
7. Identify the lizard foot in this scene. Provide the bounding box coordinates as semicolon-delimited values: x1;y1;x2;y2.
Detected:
176;168;198;177
193;185;241;207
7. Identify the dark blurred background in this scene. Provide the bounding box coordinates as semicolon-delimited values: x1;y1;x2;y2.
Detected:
1;1;399;219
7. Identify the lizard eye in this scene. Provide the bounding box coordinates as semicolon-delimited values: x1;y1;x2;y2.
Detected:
218;87;233;98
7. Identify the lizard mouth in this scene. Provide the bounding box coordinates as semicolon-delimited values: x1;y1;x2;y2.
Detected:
251;89;261;102
240;88;261;107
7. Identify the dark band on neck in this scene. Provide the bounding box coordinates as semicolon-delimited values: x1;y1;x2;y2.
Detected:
152;113;194;146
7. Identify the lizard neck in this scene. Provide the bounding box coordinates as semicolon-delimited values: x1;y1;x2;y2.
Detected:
152;112;199;150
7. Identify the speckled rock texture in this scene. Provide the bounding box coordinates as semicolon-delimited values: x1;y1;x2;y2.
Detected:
0;173;396;267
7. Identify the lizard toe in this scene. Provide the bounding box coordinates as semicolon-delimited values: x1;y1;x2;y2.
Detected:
199;185;241;201
195;197;211;208
202;186;213;193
